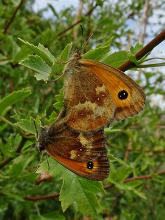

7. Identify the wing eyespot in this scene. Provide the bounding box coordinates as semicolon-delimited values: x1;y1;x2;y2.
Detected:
118;90;128;100
87;162;93;169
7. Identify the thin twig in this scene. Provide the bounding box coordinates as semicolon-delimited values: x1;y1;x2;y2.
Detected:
0;137;27;169
72;0;84;41
124;138;132;161
123;148;165;154
138;0;150;79
24;169;165;201
0;117;15;128
104;169;165;189
118;28;165;72
8;78;14;92
3;0;24;34
0;116;25;136
140;0;150;44
107;141;165;154
55;3;98;38
24;193;59;201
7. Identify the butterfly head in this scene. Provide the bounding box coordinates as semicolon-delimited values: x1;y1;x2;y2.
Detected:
36;126;49;152
64;50;82;74
69;50;82;64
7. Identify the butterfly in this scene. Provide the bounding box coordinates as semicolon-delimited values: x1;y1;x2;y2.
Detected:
36;50;145;181
63;51;146;133
37;115;109;181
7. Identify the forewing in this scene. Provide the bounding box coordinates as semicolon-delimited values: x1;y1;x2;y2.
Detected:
79;59;146;121
64;65;114;132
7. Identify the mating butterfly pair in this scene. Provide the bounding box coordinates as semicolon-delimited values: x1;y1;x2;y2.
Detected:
38;51;145;181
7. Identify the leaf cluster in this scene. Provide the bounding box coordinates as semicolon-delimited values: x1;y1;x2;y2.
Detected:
0;0;165;219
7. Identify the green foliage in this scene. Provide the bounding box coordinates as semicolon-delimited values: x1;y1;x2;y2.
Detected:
53;88;64;111
38;158;104;217
0;0;165;219
30;211;66;220
102;51;129;68
0;88;31;116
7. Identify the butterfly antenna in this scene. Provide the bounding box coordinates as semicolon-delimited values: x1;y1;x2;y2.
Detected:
82;32;93;52
33;120;39;141
33;151;44;173
45;153;50;170
39;118;47;126
80;25;84;52
48;70;66;83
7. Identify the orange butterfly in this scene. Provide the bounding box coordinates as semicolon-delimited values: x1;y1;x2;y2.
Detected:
37;116;109;181
63;51;146;133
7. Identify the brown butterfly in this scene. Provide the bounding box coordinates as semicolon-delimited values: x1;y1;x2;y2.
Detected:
37;115;109;181
63;51;146;133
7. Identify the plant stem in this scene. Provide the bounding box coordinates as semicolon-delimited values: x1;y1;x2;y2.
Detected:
3;0;25;34
119;29;165;72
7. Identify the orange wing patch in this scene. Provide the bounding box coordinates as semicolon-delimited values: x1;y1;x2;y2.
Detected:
79;59;146;121
46;146;109;181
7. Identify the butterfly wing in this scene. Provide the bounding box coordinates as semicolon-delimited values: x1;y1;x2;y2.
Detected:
64;64;114;133
45;120;109;181
46;146;109;181
79;59;146;121
48;121;106;162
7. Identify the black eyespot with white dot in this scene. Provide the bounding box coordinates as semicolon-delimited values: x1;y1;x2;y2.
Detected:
118;90;128;100
87;162;93;169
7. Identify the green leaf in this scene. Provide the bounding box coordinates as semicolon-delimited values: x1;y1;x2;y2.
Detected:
20;55;51;81
0;191;24;202
7;36;20;60
130;42;143;55
14;45;32;62
38;158;104;217
37;158;65;180
52;42;73;74
120;210;136;220
30;211;65;220
19;173;39;182
0;88;31;116
125;180;142;188
0;54;9;65
83;38;113;61
15;119;36;134
0;199;8;213
109;166;133;183
8;154;35;177
133;189;147;199
18;38;55;65
127;42;145;66
48;4;59;18
53;88;63;111
0;141;16;158
128;53;138;64
60;172;102;217
44;111;57;125
104;127;122;134
102;51;129;67
108;153;118;162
